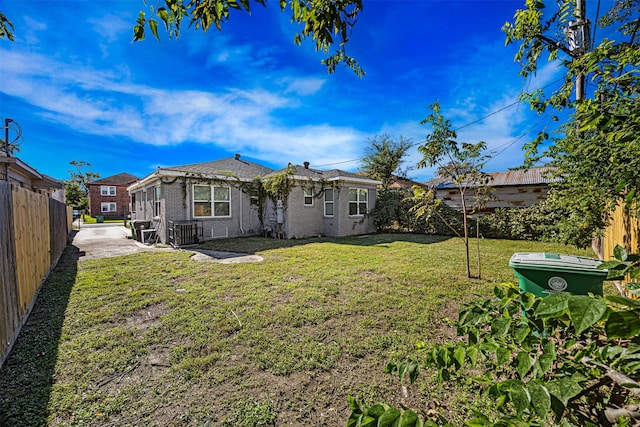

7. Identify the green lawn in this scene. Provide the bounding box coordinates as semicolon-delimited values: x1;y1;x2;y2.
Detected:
0;234;596;426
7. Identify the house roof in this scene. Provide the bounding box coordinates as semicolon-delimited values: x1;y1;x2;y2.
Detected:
426;167;558;189
389;175;428;190
0;155;43;181
39;174;65;190
161;157;274;180
91;173;139;186
0;156;64;190
265;164;382;185
129;156;274;191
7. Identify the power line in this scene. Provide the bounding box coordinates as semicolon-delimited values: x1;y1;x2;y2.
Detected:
313;76;567;169
490;113;554;159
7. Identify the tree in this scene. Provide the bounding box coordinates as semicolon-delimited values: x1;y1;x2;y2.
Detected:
414;101;492;278
0;11;13;41
361;134;414;232
64;160;99;210
502;0;640;245
360;134;412;191
132;0;365;76
4;1;365;74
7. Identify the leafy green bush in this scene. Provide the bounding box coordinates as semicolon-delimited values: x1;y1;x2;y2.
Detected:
477;197;596;248
370;189;413;232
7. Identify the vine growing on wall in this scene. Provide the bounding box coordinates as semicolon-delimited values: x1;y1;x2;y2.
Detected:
156;164;342;236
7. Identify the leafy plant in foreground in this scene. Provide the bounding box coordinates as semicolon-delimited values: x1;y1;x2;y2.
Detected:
348;251;640;426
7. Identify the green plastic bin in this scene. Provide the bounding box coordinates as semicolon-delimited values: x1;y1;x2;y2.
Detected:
509;252;607;297
96;216;104;223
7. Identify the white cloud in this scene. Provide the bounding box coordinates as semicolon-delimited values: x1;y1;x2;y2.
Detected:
0;48;362;169
281;76;326;96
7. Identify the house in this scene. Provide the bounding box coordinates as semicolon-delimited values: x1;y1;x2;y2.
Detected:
0;153;65;201
263;162;381;239
88;173;139;219
128;156;273;245
426;167;558;212
127;156;381;245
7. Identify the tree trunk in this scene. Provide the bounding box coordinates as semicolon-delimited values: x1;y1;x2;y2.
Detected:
476;218;481;279
461;196;471;278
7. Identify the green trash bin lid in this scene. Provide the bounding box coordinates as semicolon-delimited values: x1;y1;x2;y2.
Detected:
508;252;608;277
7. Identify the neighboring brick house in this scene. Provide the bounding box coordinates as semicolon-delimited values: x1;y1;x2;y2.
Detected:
88;173;139;219
127;156;380;245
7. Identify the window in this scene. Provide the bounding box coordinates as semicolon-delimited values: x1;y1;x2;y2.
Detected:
154;186;161;217
101;202;117;213
248;186;260;206
324;189;334;216
349;188;368;216
100;186;116;196
193;185;231;218
131;193;136;213
304;188;314;206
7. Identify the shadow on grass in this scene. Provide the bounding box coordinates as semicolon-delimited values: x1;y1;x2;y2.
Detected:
193;232;453;254
0;244;80;427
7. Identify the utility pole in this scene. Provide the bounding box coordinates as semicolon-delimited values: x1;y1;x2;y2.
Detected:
575;0;586;102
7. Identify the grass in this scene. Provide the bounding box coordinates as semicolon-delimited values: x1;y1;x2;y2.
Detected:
80;215;128;224
0;234;596;426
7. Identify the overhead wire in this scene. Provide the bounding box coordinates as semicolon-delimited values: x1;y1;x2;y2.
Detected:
313;76;568;169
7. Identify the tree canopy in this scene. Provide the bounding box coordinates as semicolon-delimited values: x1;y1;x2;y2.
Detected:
64;161;99;210
503;0;640;238
133;0;365;76
360;134;412;191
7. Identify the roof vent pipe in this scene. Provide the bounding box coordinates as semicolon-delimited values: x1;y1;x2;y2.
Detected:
235;153;241;160
303;161;310;169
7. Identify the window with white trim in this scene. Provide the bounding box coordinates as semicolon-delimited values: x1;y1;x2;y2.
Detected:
324;189;334;216
348;188;368;216
153;186;161;217
100;185;116;196
193;185;231;218
303;188;313;206
101;202;117;213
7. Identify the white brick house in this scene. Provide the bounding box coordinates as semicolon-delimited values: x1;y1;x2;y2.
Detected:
128;156;381;245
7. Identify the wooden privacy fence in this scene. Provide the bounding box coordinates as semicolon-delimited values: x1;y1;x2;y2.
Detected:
604;201;640;293
0;181;70;367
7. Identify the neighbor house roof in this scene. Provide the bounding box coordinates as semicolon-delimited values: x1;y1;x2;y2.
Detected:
389;175;428;190
91;173;139;186
40;174;65;190
426;167;558;189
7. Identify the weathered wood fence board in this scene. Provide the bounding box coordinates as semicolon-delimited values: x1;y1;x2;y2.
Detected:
604;202;640;292
0;181;70;367
604;202;640;256
0;183;19;363
50;200;69;265
13;186;51;313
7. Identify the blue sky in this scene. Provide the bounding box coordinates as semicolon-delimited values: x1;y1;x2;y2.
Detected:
1;0;570;183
